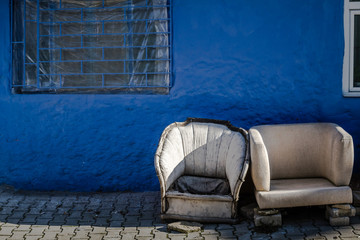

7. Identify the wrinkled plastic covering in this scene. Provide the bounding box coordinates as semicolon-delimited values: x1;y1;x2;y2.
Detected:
12;0;170;93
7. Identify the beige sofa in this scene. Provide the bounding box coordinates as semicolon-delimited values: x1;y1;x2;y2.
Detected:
155;118;249;223
249;123;354;210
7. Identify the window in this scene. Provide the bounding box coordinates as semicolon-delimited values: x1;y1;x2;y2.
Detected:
11;0;172;94
343;0;360;96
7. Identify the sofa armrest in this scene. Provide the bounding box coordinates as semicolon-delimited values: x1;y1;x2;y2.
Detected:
249;128;271;191
328;125;354;186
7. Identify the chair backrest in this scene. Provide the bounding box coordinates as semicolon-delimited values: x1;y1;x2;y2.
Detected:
251;123;336;180
176;121;246;179
156;119;248;192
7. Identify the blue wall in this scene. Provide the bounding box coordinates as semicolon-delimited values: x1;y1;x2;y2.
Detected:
0;0;358;192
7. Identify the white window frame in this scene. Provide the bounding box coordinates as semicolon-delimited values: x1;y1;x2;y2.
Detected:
343;0;360;96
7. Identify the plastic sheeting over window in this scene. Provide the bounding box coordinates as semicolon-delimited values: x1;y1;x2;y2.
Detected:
11;0;171;94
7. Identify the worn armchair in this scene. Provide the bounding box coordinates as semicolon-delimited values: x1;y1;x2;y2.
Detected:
249;123;354;224
155;118;249;223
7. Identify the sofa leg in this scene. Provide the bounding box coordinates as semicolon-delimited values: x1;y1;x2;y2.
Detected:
326;204;356;226
254;208;282;227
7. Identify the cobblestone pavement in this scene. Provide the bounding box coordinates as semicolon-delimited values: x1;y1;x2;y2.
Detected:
0;185;360;240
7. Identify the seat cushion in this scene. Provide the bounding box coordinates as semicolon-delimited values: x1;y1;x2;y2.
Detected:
169;175;231;195
256;178;353;209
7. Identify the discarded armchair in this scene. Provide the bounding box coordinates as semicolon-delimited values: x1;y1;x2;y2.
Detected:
249;123;354;225
154;118;249;223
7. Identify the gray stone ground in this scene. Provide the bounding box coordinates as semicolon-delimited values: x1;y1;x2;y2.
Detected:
0;185;359;240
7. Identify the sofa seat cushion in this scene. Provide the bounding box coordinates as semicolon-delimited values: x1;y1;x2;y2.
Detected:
256;178;353;209
169;175;231;195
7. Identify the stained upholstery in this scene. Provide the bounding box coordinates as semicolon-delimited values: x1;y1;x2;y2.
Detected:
155;119;249;223
170;175;230;195
250;123;354;209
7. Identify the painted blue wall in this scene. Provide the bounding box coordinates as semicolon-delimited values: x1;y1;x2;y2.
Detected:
0;0;357;192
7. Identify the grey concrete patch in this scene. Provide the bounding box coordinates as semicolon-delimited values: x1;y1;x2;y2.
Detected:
329;216;350;226
326;205;356;218
254;208;282;227
167;221;202;233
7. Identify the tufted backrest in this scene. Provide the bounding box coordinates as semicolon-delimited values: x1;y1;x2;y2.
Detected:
157;120;247;193
179;122;242;178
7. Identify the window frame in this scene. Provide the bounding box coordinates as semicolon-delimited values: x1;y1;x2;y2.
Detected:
343;0;360;96
10;0;173;95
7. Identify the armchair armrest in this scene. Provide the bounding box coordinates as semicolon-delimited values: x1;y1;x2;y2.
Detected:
249;128;271;191
328;125;354;186
225;131;249;198
154;123;185;197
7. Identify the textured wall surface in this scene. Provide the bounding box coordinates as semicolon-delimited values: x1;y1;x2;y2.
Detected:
0;0;358;192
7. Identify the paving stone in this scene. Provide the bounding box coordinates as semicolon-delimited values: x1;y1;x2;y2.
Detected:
201;230;219;236
139;220;153;226
124;222;140;227
68;210;83;219
218;229;234;237
74;230;90;238
0;207;15;215
22;236;42;240
168;233;186;240
35;218;52;225
153;231;169;239
89;233;106;240
109;220;123;227
10;231;29;239
59;226;77;236
136;235;153;240
305;236;326;240
123;227;139;234
0;215;8;222
21;214;38;223
202;224;217;230
218;237;238;240
232;222;249;232
270;231;288;239
8;211;25;219
111;213;125;221
0;226;17;236
337;226;357;237
284;233;305;239
105;230;121;238
121;232;137;240
2;223;18;228
137;227;154;236
320;231;341;239
65;218;80;225
198;235;218;240
94;217;110;226
16;225;31;231
41;232;58;239
27;227;45;236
